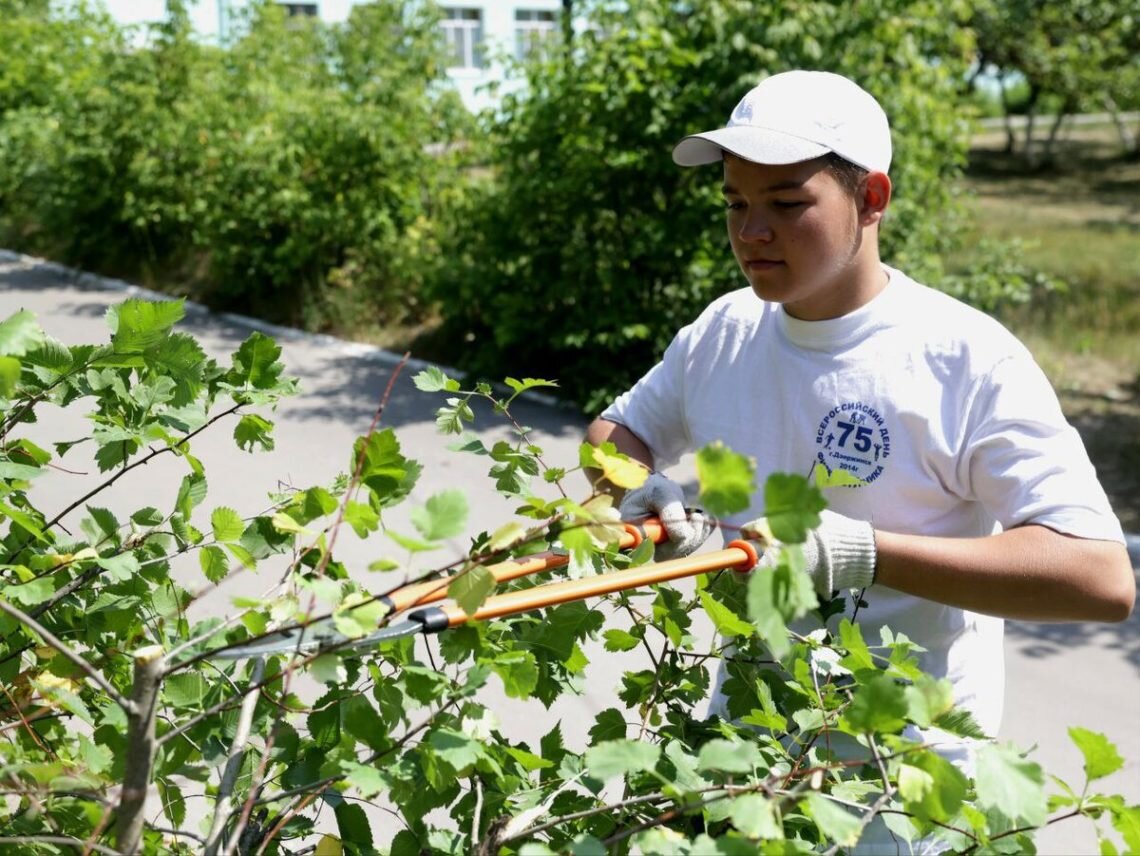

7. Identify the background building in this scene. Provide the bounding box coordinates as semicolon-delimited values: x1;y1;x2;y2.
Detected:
98;0;564;112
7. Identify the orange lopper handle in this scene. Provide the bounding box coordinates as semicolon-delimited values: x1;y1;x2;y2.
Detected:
423;539;759;628
381;517;667;613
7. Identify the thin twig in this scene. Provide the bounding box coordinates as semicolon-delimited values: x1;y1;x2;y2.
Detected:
204;657;266;855
0;836;120;855
0;599;132;712
40;403;242;535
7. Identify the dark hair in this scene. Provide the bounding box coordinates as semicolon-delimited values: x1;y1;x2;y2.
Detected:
820;152;869;197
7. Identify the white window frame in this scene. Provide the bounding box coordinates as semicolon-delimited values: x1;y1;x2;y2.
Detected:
441;7;485;71
514;9;557;61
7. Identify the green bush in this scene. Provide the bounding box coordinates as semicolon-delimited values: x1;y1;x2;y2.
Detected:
425;0;1049;412
1;301;1136;853
0;0;466;331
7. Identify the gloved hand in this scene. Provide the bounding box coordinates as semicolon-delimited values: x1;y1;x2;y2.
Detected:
619;472;716;560
740;509;876;595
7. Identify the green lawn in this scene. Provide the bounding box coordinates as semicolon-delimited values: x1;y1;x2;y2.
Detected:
962;125;1140;385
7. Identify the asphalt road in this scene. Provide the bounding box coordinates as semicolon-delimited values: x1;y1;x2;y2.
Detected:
3;251;1137;854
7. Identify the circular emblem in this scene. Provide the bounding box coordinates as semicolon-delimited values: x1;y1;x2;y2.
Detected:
814;401;891;485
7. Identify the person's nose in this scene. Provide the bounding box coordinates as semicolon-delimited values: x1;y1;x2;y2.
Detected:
737;209;774;243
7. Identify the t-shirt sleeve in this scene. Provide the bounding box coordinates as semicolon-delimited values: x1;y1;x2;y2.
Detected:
599;329;693;470
962;352;1125;542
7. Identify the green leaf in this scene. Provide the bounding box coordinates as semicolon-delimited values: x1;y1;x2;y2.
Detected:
730;793;781;839
106;299;185;352
428;728;484;774
412;366;460;392
341;760;389;797
1111;804;1140;853
234;414;275;452
504;376;558;396
334;800;372;847
2;576;54;605
803;793;861;848
175;474;207;517
696;441;756;518
145;332;205;406
211;507;244;543
410;489;468;541
165;674;209;708
975;743;1046;826
488;521;527;552
764;473;826;543
583;739;660;780
343;501;380;538
0;356;20;397
1068;727;1124;782
838;618;875;671
0;309;45;356
199;546;229;583
903;675;954;727
130;507;163;526
898;750;967;823
699;591;755;639
448;565;495;616
585;443;649;490
95;552;140;583
697;739;761;774
229;332;283;389
844;674;908;734
814;467;867;488
490;650;539;699
602;628;640;652
588;708;627;743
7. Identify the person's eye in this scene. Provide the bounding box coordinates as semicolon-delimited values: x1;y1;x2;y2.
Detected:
773;200;805;210
723;200;745;211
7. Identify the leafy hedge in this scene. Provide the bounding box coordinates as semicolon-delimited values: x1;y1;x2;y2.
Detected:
425;0;1050;412
0;0;467;331
1;300;1136;853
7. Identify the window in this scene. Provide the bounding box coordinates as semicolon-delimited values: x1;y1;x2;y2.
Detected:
515;9;557;61
441;8;484;70
278;3;318;16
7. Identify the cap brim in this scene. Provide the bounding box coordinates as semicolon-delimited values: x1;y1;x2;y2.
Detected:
672;126;831;167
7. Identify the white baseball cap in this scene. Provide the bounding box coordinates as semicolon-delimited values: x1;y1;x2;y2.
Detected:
672;70;892;173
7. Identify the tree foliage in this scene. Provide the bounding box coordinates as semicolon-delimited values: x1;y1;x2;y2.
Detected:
970;0;1140;163
0;0;466;330
0;300;1136;854
426;0;998;412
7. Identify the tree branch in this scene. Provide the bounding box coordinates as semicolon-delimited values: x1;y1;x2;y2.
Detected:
203;657;266;856
116;645;165;855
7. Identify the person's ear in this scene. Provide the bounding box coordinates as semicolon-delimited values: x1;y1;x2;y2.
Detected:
859;172;891;225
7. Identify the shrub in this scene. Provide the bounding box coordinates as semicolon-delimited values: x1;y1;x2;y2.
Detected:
426;0;1058;412
0;1;466;332
0;300;1136;853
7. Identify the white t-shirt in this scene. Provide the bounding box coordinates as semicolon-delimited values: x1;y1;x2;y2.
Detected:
602;267;1124;738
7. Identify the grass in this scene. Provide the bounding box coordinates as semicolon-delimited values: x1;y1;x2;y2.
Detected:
960;122;1140;530
961;124;1140;391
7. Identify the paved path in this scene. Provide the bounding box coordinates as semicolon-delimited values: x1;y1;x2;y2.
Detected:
3;252;1137;853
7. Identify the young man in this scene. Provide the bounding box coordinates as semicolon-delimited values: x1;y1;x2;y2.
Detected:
586;70;1134;751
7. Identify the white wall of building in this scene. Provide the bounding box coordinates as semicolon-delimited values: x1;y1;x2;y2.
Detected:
95;0;563;113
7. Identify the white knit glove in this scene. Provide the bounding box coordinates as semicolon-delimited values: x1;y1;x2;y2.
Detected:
619;472;715;560
741;509;876;595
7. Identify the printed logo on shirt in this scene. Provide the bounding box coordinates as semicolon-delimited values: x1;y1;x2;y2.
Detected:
814;402;891;485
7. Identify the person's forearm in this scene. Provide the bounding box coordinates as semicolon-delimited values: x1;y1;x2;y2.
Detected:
874;525;1135;622
583;418;654;499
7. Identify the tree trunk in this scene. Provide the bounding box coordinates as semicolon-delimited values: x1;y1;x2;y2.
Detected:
1103;95;1138;154
117;646;166;854
1022;83;1041;169
1042;103;1071;167
999;74;1017;153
